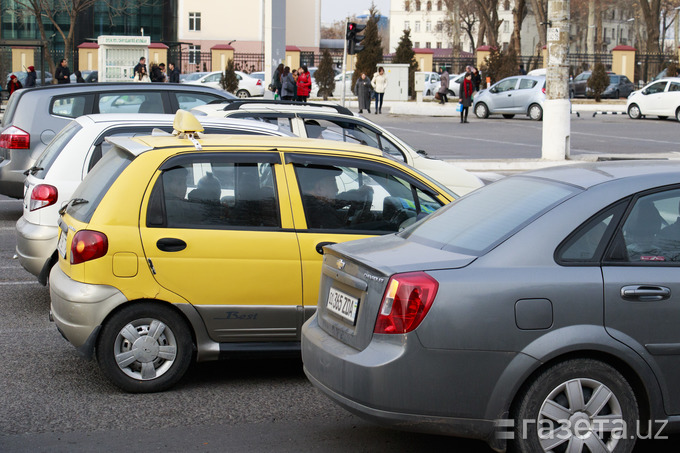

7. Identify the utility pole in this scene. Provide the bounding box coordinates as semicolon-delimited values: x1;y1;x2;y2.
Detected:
341;19;349;107
542;0;570;160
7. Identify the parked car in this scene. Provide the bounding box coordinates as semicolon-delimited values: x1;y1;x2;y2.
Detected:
448;71;466;97
70;70;98;83
179;72;208;83
569;70;615;98
302;159;680;453
419;71;440;96
600;74;635;99
183;70;264;98
48;110;456;392
191;99;484;195
0;83;236;199
473;75;546;120
626;77;680;122
6;70;53;87
312;69;349;98
16;113;293;284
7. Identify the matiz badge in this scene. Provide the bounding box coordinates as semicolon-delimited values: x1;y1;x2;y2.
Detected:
336;259;346;270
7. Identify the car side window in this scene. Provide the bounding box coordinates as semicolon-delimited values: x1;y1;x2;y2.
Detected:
645;82;667;95
50;95;90;118
98;92;165;114
174;93;225;110
205;73;221;83
88;126;175;173
147;158;279;229
669;82;680;92
495;78;518;92
229;113;293;133
293;162;443;233
518;79;537;90
302;118;383;150
607;189;680;263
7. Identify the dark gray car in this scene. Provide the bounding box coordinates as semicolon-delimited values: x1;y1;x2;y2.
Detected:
0;83;236;198
302;160;680;453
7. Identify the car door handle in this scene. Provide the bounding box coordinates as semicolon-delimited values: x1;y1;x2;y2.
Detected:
157;238;187;252
620;285;671;301
316;241;336;255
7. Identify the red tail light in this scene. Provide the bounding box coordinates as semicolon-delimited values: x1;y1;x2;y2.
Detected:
256;79;262;86
542;87;546;94
29;184;58;211
70;230;108;265
0;126;30;149
374;272;439;334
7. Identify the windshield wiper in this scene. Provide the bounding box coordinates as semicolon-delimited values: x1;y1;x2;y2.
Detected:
58;198;88;216
23;166;43;176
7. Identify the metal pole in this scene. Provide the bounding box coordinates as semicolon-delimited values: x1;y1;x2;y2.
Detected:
341;19;348;107
542;0;570;160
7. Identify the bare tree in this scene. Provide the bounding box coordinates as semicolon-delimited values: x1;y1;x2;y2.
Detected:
528;0;547;51
638;0;662;52
509;0;528;55
471;0;502;46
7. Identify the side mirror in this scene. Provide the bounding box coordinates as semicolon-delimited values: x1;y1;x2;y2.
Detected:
417;149;429;156
489;87;497;94
641;89;648;95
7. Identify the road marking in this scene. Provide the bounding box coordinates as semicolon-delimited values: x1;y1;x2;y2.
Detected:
0;281;40;286
0;227;16;231
0;199;22;203
392;127;541;148
0;265;21;269
571;131;680;145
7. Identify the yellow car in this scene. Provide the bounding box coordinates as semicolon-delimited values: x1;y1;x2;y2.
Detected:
49;111;455;392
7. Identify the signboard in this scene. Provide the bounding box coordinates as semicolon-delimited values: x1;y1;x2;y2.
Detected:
98;36;150;46
547;28;560;42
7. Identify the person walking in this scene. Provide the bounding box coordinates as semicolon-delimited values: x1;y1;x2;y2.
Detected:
459;72;474;123
272;63;284;99
134;57;147;79
167;62;180;83
25;66;37;88
134;66;150;82
471;66;482;93
371;67;387;114
438;67;450;104
8;75;22;95
55;59;71;84
296;66;311;102
281;66;296;101
355;72;372;114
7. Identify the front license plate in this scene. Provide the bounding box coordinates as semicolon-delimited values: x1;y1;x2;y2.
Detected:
327;287;359;324
57;230;67;259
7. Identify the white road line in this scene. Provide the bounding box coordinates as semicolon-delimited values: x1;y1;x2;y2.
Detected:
0;281;39;286
392;127;541;148
571;131;680;145
0;265;21;269
0;199;22;203
0;227;16;231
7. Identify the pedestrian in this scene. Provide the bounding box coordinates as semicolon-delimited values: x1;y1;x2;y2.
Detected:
74;70;85;83
151;63;166;82
438;67;449;104
371;67;387;114
55;59;71;84
471;66;482;93
134;66;150;82
167;62;180;83
519;64;527;75
272;63;284;99
459;72;474;124
296;66;311;102
134;57;147;79
8;75;22;95
281;66;296;101
355;72;372;114
25;66;37;88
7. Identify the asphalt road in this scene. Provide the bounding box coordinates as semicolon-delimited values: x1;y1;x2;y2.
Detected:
2;115;680;452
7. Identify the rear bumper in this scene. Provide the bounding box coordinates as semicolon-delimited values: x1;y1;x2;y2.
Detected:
15;216;57;277
0;148;33;198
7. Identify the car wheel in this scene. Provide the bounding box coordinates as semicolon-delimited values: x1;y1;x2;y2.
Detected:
627;103;642;119
676;108;680;122
475;103;489;119
502;114;515;119
96;302;193;393
528;104;543;121
236;89;249;98
511;359;638;453
426;89;431;96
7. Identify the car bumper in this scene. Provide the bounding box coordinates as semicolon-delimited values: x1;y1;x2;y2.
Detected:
301;314;500;445
49;265;127;349
0;148;33;199
15;216;57;277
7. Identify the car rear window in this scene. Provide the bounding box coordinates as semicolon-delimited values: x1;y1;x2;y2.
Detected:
50;95;90;118
66;146;133;223
1;91;22;127
33;121;83;179
402;176;580;255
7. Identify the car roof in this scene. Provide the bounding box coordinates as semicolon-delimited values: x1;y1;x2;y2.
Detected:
193;99;355;116
17;82;228;94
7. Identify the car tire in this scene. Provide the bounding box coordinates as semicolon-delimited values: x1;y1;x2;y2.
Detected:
475;103;489;119
236;90;249;98
502;114;515;119
676;108;680;122
528;104;543;121
627;103;642;119
511;359;638;453
96;302;193;393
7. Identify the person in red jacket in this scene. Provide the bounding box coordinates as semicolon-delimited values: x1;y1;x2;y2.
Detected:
8;74;22;95
459;72;474;123
296;66;312;102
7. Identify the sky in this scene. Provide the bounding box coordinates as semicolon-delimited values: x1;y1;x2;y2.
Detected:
321;0;391;24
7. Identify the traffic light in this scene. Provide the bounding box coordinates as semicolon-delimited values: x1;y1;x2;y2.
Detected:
346;22;366;55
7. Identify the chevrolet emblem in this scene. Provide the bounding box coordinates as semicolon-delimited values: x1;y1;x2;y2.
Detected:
336;259;346;270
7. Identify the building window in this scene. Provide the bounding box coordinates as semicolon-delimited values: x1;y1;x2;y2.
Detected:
437;1;443;11
426;21;431;32
415;0;421;11
425;42;431;48
415;21;421;32
503;21;510;33
404;0;410;10
404;21;410;30
426;1;432;11
504;0;510;10
436;21;443;32
188;45;201;64
414;41;420;48
436;42;442;49
189;12;201;31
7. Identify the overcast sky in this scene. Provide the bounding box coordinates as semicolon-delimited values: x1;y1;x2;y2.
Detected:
321;0;391;24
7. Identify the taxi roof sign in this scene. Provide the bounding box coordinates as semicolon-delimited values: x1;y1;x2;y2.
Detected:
173;110;205;136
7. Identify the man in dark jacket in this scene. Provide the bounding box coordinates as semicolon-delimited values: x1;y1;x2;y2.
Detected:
133;57;146;79
55;59;71;84
25;66;37;87
167;62;180;83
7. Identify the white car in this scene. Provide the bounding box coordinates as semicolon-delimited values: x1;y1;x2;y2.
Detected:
15;114;292;284
191;100;483;196
626;77;680;122
184;70;265;98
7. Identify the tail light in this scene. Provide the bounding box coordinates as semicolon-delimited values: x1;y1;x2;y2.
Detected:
256;79;262;86
29;184;58;211
70;230;108;265
542;87;546;94
374;272;439;334
0;126;30;149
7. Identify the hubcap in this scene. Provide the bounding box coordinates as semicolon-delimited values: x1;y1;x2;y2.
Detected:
537;378;624;452
114;319;178;381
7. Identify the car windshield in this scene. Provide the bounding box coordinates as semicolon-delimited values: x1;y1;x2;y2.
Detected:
184;72;208;82
609;76;620;84
402;176;580;256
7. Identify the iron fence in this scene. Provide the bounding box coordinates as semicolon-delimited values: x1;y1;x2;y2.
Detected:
566;53;613;77
635;52;678;86
433;56;476;73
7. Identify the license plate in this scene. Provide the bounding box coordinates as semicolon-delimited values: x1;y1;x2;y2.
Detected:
327;287;359;324
57;230;67;259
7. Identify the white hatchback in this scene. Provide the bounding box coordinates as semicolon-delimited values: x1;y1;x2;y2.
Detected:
626;77;680;122
184;70;265;98
15;114;292;284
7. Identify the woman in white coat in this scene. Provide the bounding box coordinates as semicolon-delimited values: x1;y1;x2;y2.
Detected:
371;67;387;114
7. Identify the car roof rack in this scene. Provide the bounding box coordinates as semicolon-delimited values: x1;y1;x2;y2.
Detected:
218;99;353;116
